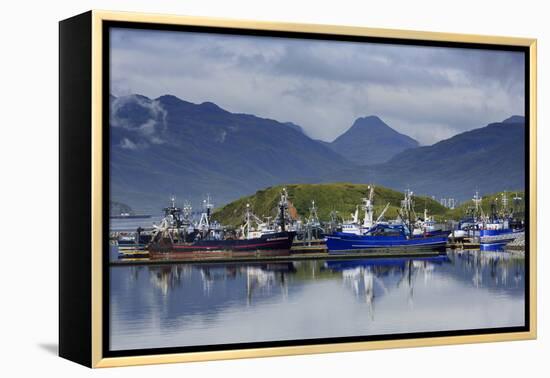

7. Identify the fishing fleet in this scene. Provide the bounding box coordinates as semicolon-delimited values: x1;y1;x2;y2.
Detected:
455;191;525;247
111;185;525;260
147;191;296;258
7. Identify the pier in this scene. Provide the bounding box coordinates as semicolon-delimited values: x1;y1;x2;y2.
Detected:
113;236;512;266
446;238;480;249
111;248;445;266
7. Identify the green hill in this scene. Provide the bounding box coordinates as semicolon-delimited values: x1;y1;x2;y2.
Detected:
212;183;450;227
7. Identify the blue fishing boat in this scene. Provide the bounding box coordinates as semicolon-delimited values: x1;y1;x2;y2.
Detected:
326;188;448;254
326;223;448;254
479;192;524;245
479;225;523;245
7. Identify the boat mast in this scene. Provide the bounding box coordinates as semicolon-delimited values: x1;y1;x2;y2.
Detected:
308;200;320;226
182;200;192;225
501;191;509;218
278;188;288;232
362;185;375;229
408;190;413;234
512;193;522;219
245;203;252;239
162;195;184;228
472;191;483;222
490;200;498;222
401;189;414;235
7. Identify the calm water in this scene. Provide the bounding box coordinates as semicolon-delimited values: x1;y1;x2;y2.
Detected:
110;216;163;232
109;249;525;351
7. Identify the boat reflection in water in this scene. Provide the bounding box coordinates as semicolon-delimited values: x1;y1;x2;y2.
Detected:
325;256;449;319
110;249;525;351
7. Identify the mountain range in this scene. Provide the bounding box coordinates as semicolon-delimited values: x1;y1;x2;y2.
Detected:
318;116;526;201
109;94;352;212
109;93;525;212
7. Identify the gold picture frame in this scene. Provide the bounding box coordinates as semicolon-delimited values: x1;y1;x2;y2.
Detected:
59;10;537;368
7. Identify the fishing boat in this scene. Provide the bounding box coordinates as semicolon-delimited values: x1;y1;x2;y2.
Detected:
327;224;448;254
148;190;296;258
117;229;153;250
341;185;376;235
294;200;325;242
480;223;523;245
340;185;391;236
412;207;448;238
448;192;486;243
479;192;524;245
326;189;447;254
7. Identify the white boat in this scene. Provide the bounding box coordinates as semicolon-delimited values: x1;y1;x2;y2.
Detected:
340;186;390;235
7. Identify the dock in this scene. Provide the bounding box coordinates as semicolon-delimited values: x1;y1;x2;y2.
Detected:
290;240;327;253
112;235;491;266
111;249;445;266
446;240;480;249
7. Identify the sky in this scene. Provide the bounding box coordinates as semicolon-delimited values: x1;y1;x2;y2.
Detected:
110;27;525;145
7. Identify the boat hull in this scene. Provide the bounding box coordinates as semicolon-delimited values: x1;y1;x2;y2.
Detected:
479;229;524;245
326;233;447;254
149;231;296;259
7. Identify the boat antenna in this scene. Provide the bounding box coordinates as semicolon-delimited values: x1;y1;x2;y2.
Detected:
245;203;251;239
278;188;288;232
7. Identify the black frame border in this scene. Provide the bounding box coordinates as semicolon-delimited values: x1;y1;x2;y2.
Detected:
101;20;531;359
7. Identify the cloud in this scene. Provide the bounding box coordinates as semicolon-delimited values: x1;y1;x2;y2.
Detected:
120;137;138;150
110;28;525;145
110;95;168;148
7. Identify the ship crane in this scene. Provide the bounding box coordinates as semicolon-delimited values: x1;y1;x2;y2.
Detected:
198;194;214;233
350;206;359;224
375;202;391;224
241;203;266;239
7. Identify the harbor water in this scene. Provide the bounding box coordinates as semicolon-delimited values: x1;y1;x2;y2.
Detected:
109;248;525;351
109;216;163;232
